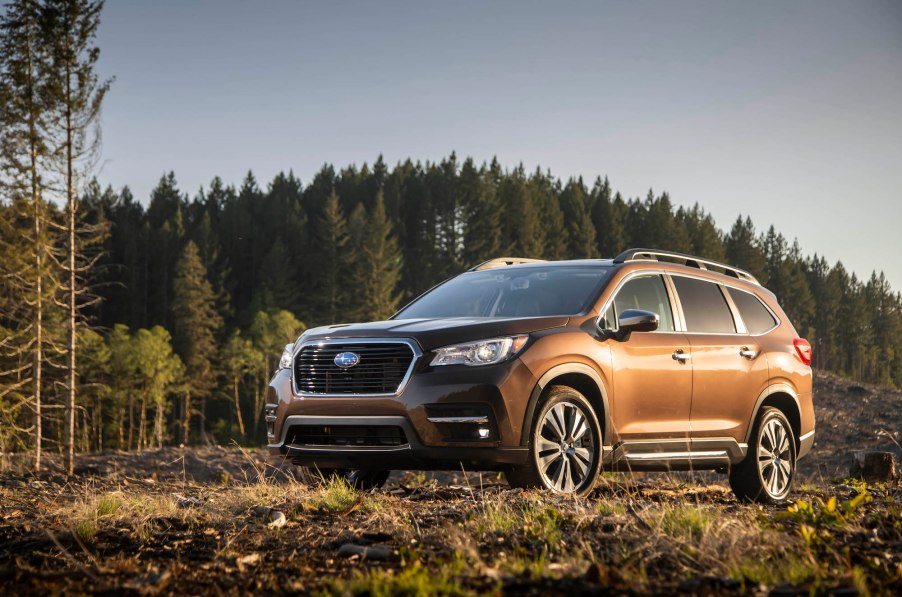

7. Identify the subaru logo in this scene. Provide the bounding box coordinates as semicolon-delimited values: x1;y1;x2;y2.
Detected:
333;352;360;369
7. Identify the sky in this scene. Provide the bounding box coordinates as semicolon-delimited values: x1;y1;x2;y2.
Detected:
94;0;902;289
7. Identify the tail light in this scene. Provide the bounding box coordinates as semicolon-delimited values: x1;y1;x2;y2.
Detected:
793;338;812;366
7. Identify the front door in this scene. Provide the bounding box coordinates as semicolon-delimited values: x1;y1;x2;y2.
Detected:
604;274;693;443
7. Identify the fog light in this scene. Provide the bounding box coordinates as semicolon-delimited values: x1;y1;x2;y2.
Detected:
478;427;490;439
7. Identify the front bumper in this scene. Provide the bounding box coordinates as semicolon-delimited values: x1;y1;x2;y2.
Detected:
265;354;537;470
272;415;528;470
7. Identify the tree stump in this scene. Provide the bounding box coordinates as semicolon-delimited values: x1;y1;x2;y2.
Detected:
849;451;898;482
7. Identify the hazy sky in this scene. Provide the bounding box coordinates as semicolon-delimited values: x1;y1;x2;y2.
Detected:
94;1;902;289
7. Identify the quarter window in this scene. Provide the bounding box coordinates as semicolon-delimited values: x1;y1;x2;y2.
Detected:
671;276;736;333
728;288;777;334
611;275;675;332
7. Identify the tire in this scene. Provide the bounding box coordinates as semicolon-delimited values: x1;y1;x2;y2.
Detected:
295;466;390;491
729;407;796;503
505;385;603;497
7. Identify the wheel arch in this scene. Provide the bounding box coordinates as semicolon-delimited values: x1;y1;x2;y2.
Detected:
519;363;611;446
746;384;802;451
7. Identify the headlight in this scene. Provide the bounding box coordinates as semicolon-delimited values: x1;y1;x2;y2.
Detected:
278;343;294;370
430;335;529;367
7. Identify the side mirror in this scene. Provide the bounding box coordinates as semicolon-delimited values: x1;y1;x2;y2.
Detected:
613;309;659;341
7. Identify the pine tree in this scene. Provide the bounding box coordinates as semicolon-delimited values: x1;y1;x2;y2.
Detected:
42;0;112;473
0;0;60;470
347;191;402;321
677;204;725;262
146;173;185;327
313;191;350;324
254;237;298;312
460;158;503;266
559;178;597;258
430;154;463;280
171;241;223;444
724;216;766;282
530;168;567;260
590;177;624;257
499;165;542;257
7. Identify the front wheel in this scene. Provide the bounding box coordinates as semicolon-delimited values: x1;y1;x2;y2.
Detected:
506;385;603;497
729;407;796;503
295;467;390;491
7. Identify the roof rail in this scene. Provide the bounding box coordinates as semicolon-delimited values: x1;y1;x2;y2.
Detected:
613;248;760;285
468;257;546;272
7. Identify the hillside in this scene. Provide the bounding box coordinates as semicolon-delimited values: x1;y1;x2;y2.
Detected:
802;371;902;481
1;372;900;595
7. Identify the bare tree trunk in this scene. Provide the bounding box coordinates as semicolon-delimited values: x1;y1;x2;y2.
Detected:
254;365;268;433
64;54;76;475
25;12;43;473
33;160;43;472
233;375;245;437
137;396;146;452
181;390;191;445
154;399;165;448
199;395;208;445
95;394;102;451
117;402;124;450
127;394;134;450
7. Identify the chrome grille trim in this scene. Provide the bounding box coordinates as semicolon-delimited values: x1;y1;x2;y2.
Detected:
291;337;422;397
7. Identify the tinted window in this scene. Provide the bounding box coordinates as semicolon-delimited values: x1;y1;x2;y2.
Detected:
728;288;777;334
611;275;675;332
395;266;612;319
672;276;736;333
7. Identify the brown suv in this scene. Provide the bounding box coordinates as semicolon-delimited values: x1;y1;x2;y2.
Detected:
266;249;814;502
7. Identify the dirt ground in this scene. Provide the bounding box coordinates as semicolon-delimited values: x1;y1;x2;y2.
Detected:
0;371;900;595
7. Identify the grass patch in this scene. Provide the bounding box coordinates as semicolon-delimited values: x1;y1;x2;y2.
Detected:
310;475;359;513
595;499;625;516
659;504;717;542
728;551;815;587
475;501;518;534
71;492;123;542
322;560;475;596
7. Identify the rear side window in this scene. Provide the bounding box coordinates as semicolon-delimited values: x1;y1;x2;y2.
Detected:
728;288;777;334
671;276;736;333
611;275;675;332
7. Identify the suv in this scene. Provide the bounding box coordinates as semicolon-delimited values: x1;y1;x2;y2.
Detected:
266;249;814;502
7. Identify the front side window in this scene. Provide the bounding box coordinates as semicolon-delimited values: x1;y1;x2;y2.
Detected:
394;266;613;319
671;276;736;333
609;275;675;332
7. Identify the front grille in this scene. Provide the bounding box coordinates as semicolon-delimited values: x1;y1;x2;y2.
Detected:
293;342;415;394
288;425;408;447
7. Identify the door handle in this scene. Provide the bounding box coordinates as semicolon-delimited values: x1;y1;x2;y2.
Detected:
739;347;758;359
672;349;690;363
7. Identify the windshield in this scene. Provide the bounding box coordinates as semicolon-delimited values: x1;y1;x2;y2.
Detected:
395;266;613;319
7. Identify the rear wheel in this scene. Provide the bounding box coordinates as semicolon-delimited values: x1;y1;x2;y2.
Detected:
295;467;390;490
506;385;603;497
729;407;796;503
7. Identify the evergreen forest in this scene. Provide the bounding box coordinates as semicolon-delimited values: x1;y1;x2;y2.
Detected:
1;0;900;470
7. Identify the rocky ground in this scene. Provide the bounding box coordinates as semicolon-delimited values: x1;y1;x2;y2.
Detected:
0;371;899;595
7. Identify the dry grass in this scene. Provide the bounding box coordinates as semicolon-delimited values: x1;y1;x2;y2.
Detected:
1;448;900;595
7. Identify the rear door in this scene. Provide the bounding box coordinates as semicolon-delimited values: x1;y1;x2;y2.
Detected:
669;275;770;443
604;274;692;442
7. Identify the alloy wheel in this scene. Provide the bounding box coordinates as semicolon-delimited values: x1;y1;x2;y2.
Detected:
536;401;596;492
757;418;793;497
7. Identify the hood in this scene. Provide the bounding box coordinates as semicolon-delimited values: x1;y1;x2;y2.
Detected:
298;316;569;351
